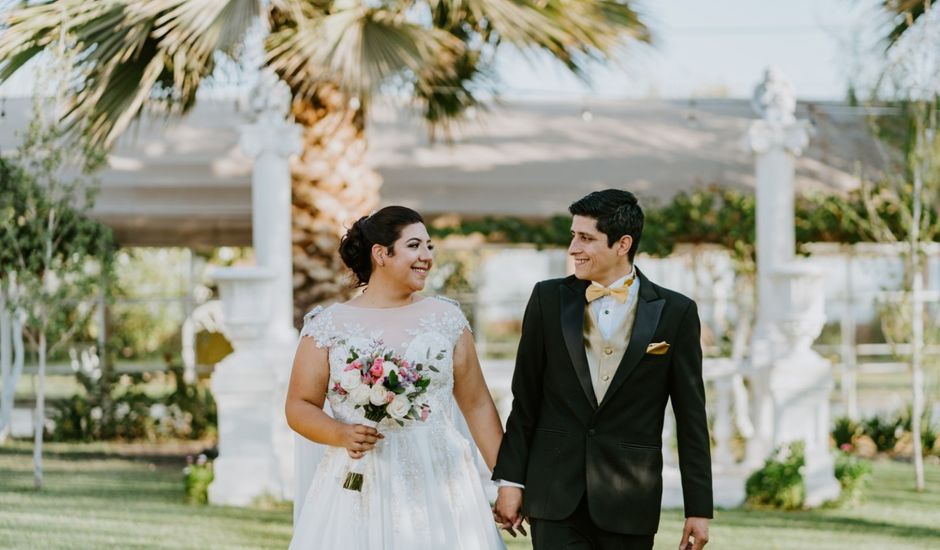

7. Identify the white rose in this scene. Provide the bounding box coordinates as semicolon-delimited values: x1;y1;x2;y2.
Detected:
369;383;390;406
384;362;399;379
339;370;362;391
387;394;411;420
349;384;371;406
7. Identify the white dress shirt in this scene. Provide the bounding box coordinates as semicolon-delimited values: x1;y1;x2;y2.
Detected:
588;268;639;339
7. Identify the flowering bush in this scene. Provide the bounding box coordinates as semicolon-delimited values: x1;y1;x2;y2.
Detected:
49;359;215;442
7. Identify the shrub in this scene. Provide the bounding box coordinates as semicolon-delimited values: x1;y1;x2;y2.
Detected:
183;454;214;504
745;441;805;510
50;360;216;442
861;414;904;452
833;451;872;506
899;405;939;457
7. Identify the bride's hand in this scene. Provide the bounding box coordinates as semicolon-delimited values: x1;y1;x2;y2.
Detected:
340;423;384;458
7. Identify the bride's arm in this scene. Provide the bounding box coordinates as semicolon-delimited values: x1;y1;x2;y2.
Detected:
452;328;504;471
285;336;383;458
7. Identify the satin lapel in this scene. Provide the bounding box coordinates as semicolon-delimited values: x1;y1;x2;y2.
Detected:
598;270;665;411
559;279;598;409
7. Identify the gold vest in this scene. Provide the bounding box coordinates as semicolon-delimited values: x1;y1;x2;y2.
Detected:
583;299;639;402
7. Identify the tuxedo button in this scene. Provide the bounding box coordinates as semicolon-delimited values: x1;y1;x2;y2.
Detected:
603;348;613;356
587;429;596;436
602;375;610;382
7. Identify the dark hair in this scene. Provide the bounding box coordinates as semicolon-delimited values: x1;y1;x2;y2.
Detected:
339;206;425;286
569;189;644;261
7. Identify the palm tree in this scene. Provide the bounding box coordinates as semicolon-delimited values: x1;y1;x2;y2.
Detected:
0;0;649;321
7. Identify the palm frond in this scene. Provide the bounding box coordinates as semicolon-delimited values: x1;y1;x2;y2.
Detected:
267;5;463;97
414;47;490;141
430;0;648;75
885;0;929;46
0;0;260;147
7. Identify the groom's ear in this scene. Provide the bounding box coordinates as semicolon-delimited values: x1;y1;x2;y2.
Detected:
616;235;633;257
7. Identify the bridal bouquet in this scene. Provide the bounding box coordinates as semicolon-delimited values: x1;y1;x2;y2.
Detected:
329;344;435;491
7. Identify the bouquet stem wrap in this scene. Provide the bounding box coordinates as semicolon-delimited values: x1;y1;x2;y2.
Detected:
342;409;385;492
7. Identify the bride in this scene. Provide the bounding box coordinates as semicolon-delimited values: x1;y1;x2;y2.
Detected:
285;206;506;549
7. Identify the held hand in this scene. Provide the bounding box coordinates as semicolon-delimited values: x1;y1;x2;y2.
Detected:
679;517;709;550
493;486;527;537
340;423;384;459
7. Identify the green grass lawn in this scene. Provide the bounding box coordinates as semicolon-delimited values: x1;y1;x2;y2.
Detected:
2;442;939;550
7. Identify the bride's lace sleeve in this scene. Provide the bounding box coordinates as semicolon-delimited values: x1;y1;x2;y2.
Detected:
430;296;471;347
299;305;337;348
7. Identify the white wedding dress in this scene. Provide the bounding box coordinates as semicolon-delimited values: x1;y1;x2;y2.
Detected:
289;297;505;550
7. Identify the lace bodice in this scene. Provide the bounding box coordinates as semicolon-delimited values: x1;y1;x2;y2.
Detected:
301;296;470;431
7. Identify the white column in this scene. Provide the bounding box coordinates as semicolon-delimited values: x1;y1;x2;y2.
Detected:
744;67;812;465
746;67;811;367
744;68;840;505
209;70;302;506
239;69;302;345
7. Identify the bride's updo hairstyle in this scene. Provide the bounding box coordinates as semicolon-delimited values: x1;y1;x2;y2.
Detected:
339;206;425;286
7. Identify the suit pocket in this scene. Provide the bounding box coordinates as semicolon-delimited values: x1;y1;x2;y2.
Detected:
617;441;660;452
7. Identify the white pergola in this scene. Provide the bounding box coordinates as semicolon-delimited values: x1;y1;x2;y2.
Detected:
0;95;879;247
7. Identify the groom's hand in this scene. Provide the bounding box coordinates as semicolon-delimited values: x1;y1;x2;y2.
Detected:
679;517;709;550
494;486;527;537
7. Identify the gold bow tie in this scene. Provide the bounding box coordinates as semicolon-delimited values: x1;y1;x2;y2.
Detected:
585;278;634;303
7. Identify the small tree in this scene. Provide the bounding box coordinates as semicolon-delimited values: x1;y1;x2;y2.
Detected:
0;104;114;488
843;97;940;490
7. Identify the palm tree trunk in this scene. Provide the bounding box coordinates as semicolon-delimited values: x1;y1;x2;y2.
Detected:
289;86;382;325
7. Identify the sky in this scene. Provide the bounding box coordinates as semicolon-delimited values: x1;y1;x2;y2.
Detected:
495;0;887;102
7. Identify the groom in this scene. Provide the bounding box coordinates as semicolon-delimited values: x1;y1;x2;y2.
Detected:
493;189;712;550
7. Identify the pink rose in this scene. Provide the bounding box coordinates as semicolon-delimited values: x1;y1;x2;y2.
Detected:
386;391;395;404
344;359;362;372
840;443;853;452
369;358;385;379
420;405;430;421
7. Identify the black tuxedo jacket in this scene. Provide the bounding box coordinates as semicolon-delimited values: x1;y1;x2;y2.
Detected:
492;270;713;535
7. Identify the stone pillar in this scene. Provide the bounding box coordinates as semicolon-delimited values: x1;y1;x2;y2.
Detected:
208;267;280;505
209;70;302;505
239;69;302;345
744;67;811;465
744;68;840;505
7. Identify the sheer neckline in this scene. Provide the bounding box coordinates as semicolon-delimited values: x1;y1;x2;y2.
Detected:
336;296;428;311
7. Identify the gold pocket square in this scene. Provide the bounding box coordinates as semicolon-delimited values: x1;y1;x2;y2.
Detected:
646;341;670;355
